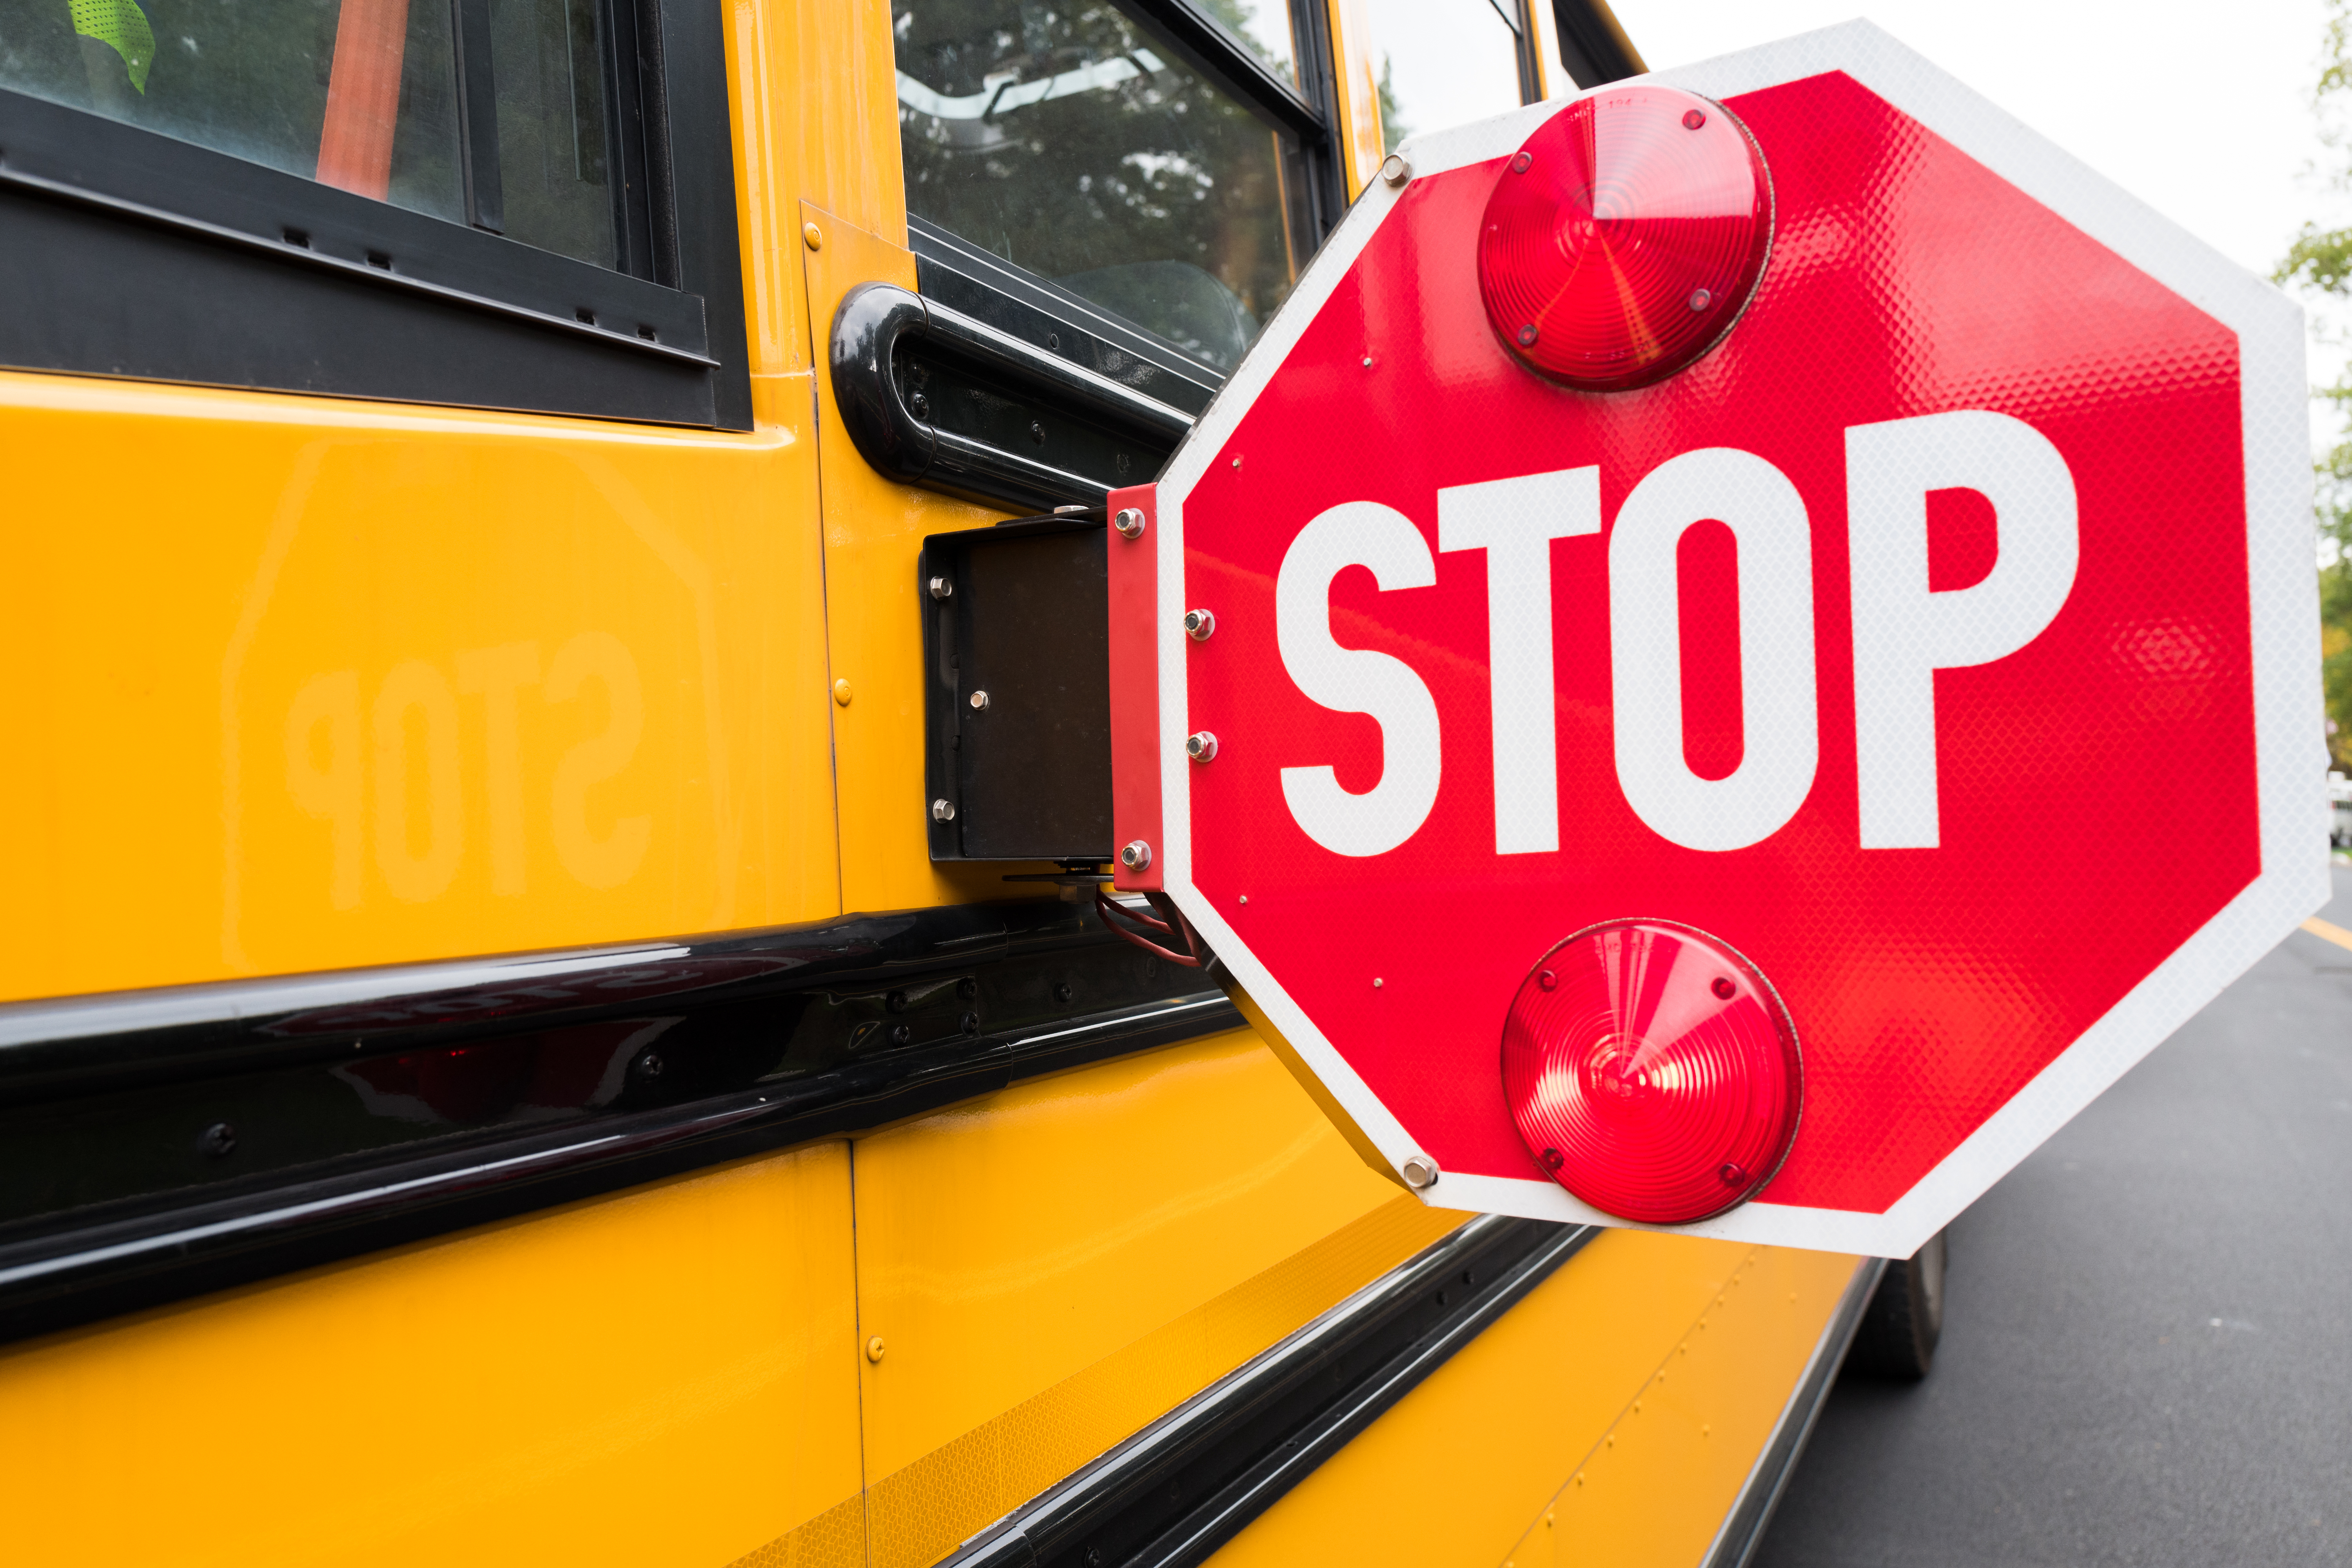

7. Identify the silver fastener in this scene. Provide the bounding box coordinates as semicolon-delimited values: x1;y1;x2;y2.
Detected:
1053;504;1090;514
928;575;954;600
1185;731;1218;762
1380;153;1411;187
1114;507;1146;539
969;690;990;711
1183;608;1215;640
1119;839;1152;870
1400;1156;1439;1190
931;798;956;821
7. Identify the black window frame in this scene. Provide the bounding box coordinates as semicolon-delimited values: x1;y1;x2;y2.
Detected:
0;0;750;429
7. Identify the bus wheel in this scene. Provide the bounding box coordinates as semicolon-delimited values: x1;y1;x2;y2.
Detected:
1846;1227;1947;1380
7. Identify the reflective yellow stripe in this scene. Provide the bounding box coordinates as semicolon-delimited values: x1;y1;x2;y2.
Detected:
726;1494;868;1568
67;0;154;93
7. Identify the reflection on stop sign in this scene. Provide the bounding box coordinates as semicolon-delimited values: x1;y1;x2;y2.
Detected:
1108;23;2323;1258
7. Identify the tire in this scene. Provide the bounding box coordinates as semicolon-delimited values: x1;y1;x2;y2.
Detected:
1844;1227;1947;1380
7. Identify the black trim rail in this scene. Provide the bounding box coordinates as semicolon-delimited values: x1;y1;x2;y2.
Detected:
942;1216;1596;1568
0;900;1241;1346
831;281;1194;514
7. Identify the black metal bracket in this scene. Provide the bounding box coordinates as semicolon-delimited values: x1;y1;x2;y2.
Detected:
831;281;1193;514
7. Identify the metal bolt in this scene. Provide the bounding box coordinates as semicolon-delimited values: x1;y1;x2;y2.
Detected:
197;1122;238;1158
1185;731;1218;762
957;976;979;1000
1373;976;1383;988
802;221;824;250
833;679;853;706
1400;1156;1439;1190
1114;507;1146;539
1053;982;1074;1004
932;798;956;821
1379;153;1410;186
928;575;954;600
1183;608;1215;640
969;689;990;711
1119;839;1152;870
961;1011;980;1035
887;989;909;1012
635;1050;664;1078
909;391;930;419
890;1024;912;1045
1053;504;1089;514
1028;420;1045;445
865;1336;886;1363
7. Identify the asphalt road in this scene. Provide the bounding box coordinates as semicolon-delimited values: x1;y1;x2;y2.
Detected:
1749;863;2352;1568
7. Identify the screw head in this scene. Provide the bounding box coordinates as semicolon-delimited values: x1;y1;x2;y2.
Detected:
932;798;956;822
1185;731;1218;762
1380;152;1411;186
634;1050;664;1078
1119;839;1152;870
1053;982;1074;1004
1113;507;1146;539
961;1011;980;1035
1028;420;1045;445
802;221;824;250
1400;1156;1439;1190
1711;976;1737;999
969;689;990;711
865;1336;886;1363
1682;107;1707;129
833;678;853;706
927;575;954;601
197;1122;238;1158
1688;287;1713;311
1517;323;1539;346
1183;608;1216;640
957;976;979;1000
889;1023;912;1045
1510;150;1533;173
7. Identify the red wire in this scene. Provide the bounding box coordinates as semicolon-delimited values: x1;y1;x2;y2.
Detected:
1095;889;1204;967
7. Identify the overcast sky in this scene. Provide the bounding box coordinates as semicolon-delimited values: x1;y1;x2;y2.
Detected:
1606;0;2351;446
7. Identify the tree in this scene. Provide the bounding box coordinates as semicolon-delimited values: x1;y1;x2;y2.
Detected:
2276;0;2352;772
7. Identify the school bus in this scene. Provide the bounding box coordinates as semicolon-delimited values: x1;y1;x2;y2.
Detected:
0;0;1943;1562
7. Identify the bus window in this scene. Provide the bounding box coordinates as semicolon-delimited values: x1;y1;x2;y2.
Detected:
893;0;1318;374
1364;0;1530;153
0;0;627;268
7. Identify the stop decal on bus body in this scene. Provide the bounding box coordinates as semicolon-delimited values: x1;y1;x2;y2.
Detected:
1102;22;2325;1259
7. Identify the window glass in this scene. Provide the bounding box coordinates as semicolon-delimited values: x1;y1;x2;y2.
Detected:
1363;0;1522;154
1212;0;1296;90
0;0;621;267
895;0;1314;374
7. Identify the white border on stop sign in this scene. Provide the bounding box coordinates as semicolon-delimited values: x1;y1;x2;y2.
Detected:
1152;20;2323;1258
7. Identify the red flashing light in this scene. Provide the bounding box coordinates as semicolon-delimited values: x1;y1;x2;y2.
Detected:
1477;85;1773;391
1501;920;1801;1224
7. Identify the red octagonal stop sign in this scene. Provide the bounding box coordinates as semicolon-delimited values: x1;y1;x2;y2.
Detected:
1106;22;2322;1257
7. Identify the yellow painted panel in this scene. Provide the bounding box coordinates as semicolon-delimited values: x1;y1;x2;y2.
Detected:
852;1028;1458;1568
1205;1231;1860;1568
1326;0;1387;194
796;205;1056;913
727;0;907;394
1515;1245;1864;1568
0;1146;867;1568
0;372;837;1002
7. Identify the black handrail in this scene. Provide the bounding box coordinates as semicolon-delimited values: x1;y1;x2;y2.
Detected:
830;281;1194;514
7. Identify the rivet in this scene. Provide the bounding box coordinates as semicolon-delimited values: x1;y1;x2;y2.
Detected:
1688;287;1713;311
802;221;823;250
1538;969;1557;991
865;1336;886;1363
1183;608;1216;640
928;575;954;600
1230;455;1241;468
197;1122;238;1158
1114;507;1146;539
833;679;853;706
932;798;956;821
1372;976;1383;988
1682;108;1706;130
635;1050;664;1077
1237;893;1248;904
1510;150;1532;173
1542;1147;1563;1170
1028;420;1045;445
1185;731;1218;762
1053;982;1073;1003
1400;1155;1438;1189
1517;323;1539;346
970;690;990;711
1379;152;1410;186
1711;976;1735;999
957;976;978;1000
1119;839;1152;870
1362;355;1374;368
1719;1161;1746;1185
